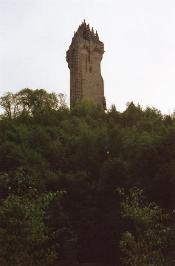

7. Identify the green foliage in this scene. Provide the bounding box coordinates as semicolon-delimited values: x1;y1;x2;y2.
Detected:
0;90;175;264
0;187;61;265
118;188;174;266
0;89;67;119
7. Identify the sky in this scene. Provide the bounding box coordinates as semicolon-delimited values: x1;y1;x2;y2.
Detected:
1;0;175;113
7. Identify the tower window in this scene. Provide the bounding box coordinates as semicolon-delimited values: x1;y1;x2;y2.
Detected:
89;66;92;72
86;55;88;72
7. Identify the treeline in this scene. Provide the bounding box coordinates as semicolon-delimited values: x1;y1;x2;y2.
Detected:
0;88;174;266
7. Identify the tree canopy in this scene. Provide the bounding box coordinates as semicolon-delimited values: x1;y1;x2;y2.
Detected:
0;89;174;265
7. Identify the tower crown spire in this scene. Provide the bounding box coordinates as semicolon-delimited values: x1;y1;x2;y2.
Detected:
73;21;102;42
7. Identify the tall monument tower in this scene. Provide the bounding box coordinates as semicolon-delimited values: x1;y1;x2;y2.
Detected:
66;20;105;108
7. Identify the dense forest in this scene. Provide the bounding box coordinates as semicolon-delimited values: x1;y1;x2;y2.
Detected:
0;88;174;266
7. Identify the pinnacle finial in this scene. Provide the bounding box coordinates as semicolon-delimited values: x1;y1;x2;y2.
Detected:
92;27;94;34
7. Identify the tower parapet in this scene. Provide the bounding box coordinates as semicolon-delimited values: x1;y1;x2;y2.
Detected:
66;20;105;108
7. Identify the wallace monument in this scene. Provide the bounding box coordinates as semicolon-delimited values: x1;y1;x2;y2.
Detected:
66;20;106;108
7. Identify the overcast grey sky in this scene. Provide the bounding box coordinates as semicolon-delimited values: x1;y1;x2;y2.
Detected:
1;0;175;113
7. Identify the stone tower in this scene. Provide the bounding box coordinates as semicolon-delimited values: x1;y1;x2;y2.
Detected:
66;20;105;108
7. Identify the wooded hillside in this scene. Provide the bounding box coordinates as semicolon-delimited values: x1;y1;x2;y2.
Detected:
0;89;174;265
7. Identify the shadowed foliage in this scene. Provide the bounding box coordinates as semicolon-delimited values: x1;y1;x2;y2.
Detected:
0;89;174;265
